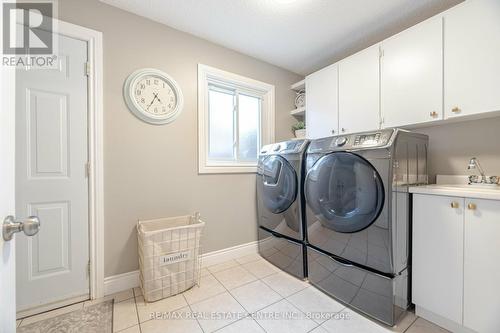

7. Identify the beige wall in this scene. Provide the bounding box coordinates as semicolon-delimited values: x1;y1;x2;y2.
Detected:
417;117;500;183
59;0;302;277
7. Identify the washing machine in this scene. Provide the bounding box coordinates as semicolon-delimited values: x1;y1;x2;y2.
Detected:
257;139;309;279
304;129;428;325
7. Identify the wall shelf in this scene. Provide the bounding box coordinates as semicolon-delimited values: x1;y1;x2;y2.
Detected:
291;80;305;92
290;107;305;117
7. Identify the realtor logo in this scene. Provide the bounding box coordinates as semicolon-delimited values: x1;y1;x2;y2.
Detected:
3;2;53;55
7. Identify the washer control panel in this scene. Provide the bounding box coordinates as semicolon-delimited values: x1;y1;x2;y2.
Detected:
260;139;309;155
335;136;348;147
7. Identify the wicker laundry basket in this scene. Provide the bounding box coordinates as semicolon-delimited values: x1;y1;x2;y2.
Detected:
137;212;204;302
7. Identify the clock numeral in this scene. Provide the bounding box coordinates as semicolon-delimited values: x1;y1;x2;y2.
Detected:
154;79;159;85
162;83;165;88
146;79;151;85
136;90;141;95
141;98;145;103
154;107;158;113
140;84;145;89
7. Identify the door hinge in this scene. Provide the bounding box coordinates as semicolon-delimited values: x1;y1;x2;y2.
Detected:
85;161;91;178
379;48;384;58
87;260;91;278
85;62;91;76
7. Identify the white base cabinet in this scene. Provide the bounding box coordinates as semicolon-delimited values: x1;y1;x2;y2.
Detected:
413;194;500;333
412;194;463;324
463;198;500;333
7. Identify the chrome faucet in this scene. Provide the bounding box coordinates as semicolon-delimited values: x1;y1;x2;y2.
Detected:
467;157;499;185
467;157;486;183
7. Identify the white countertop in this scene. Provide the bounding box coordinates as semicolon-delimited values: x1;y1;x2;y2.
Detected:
410;184;500;200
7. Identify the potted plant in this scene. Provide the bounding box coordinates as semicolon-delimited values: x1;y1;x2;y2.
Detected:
292;121;306;139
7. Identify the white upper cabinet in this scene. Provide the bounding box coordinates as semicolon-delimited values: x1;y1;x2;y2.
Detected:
305;63;338;139
463;198;500;333
380;16;443;128
338;44;380;134
444;0;500;119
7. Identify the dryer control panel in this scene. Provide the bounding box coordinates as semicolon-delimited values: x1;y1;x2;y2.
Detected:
308;129;396;153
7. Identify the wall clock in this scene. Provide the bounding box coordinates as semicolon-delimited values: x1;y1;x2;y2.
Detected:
123;68;184;125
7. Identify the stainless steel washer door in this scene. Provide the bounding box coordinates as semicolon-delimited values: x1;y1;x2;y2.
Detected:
260;155;297;214
305;152;384;233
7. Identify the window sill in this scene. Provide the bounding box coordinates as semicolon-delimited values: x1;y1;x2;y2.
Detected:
198;165;257;174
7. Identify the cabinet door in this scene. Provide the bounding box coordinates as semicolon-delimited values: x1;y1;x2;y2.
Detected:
338;44;380;134
464;198;500;333
412;194;464;324
305;64;338;139
444;0;500;118
381;16;442;128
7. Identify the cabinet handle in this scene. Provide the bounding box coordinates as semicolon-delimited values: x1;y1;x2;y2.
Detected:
430;111;438;118
452;107;461;113
467;203;477;210
451;202;459;209
341;128;346;133
331;129;335;134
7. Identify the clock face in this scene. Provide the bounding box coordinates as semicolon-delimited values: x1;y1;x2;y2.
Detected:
133;75;177;116
124;69;184;125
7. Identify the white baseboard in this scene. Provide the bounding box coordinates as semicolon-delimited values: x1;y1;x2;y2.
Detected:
415;306;475;333
103;240;259;296
104;270;140;296
200;240;258;267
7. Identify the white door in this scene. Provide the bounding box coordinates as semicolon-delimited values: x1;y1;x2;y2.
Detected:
305;63;338;139
444;0;500;118
338;44;380;134
1;3;17;328
463;198;500;333
15;33;90;312
380;15;443;128
412;194;464;324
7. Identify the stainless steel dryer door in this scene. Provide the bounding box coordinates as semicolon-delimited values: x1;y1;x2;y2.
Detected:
305;152;384;233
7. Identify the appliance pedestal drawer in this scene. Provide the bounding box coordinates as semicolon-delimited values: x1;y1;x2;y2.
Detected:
258;227;306;279
307;247;408;326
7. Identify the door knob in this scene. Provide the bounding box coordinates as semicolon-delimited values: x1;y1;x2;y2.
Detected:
430;111;438;118
450;202;459;209
452;107;461;113
2;216;40;241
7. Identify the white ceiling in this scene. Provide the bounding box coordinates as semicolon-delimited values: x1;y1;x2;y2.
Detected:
100;0;462;75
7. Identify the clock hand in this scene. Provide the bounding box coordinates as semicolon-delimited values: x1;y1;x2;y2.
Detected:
153;92;161;103
146;94;158;111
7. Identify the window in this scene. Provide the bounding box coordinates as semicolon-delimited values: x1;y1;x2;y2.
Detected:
198;64;275;174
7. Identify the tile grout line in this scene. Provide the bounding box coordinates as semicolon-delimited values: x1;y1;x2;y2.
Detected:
402;315;419;333
181;293;206;333
132;288;143;333
209;267;268;333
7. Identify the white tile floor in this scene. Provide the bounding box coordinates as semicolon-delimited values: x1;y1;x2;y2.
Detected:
17;254;450;333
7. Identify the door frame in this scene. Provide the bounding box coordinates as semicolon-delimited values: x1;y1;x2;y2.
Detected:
54;20;105;300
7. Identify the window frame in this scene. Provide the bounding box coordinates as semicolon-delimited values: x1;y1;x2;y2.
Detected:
198;64;275;174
